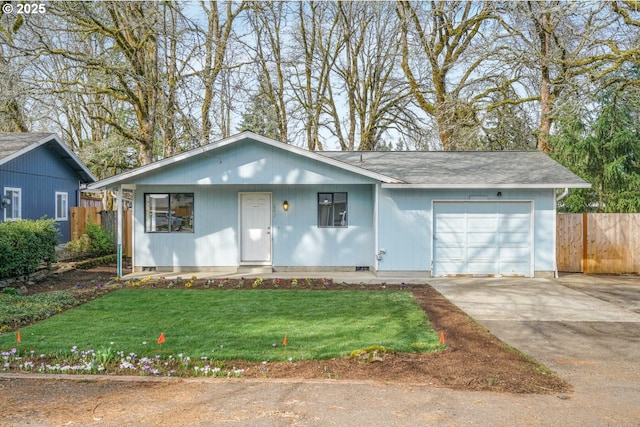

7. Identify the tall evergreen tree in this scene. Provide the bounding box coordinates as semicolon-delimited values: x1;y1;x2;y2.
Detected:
552;68;640;212
237;78;281;141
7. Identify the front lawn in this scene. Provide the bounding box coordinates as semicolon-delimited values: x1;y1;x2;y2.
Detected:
0;289;441;363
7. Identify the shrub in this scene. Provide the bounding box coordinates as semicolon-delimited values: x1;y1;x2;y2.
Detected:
0;219;58;279
85;222;114;256
65;234;92;258
66;222;114;259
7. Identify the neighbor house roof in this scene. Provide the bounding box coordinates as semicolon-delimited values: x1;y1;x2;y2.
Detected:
321;150;590;189
0;132;97;183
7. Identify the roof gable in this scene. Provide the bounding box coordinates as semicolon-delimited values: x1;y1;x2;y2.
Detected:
89;132;398;189
0;133;97;183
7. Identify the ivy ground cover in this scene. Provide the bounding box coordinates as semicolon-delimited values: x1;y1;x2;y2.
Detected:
0;289;441;364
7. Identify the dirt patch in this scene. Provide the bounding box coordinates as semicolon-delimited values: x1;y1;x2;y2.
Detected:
4;263;570;394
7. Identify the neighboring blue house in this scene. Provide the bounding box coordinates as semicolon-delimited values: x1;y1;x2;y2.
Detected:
0;133;97;242
88;132;589;278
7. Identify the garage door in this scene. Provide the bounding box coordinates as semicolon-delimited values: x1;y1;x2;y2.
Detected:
433;201;532;277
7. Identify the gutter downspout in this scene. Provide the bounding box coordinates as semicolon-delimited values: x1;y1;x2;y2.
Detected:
556;188;569;202
374;183;380;273
553;188;569;278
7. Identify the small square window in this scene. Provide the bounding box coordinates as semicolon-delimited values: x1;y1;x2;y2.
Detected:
318;192;347;227
55;192;68;221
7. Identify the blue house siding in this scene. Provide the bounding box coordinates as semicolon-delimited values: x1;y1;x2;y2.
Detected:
273;184;374;268
133;184;375;271
133;139;377;186
0;143;80;242
376;188;432;272
87;133;588;277
376;188;556;277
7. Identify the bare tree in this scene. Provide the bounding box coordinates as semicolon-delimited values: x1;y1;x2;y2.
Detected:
605;1;640;81
397;1;506;150
0;52;29;132
243;1;290;143
25;1;163;165
0;13;30;132
198;1;247;144
503;1;618;152
330;1;415;151
292;1;341;150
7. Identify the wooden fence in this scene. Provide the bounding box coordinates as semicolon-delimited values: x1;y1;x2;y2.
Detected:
70;207;132;257
557;213;640;274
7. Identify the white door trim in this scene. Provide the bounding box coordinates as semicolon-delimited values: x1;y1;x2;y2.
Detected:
239;192;272;265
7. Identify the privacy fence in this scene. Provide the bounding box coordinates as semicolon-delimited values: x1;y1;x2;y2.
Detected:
557;213;640;274
70;207;132;257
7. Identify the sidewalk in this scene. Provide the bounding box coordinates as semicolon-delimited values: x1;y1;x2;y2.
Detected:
124;268;428;285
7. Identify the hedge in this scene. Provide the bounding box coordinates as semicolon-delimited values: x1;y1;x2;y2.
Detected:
0;219;58;279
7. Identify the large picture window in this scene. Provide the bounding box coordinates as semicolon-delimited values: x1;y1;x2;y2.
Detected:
145;193;194;233
318;192;347;227
3;187;21;221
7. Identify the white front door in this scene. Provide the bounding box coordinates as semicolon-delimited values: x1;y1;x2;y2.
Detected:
240;193;272;263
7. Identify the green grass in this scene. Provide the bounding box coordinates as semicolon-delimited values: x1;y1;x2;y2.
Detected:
0;291;78;326
0;289;441;361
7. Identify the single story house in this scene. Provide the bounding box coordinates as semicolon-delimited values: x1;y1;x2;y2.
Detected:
0;133;97;242
88;132;589;278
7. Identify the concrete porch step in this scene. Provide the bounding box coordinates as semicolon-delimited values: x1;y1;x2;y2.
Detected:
237;266;273;275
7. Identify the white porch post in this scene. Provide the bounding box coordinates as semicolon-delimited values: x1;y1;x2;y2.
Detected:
117;184;123;278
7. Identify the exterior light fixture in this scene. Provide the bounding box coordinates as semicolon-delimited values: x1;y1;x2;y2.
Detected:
1;197;10;207
282;200;289;211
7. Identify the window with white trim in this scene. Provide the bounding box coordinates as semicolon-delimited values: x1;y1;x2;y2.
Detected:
145;193;194;233
3;187;21;221
55;192;68;221
317;192;348;227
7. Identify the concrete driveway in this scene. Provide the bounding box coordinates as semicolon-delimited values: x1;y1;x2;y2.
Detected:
429;274;640;426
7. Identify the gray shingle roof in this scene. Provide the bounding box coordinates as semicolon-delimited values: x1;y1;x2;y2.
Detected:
0;132;56;160
320;150;590;188
0;132;96;183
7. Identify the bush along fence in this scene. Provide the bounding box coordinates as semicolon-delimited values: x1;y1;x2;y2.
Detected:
0;219;58;280
70;207;131;257
556;213;640;274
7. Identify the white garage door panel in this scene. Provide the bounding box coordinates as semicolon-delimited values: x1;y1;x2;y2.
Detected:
433;201;532;277
468;232;498;245
501;216;530;229
437;246;465;259
500;232;530;244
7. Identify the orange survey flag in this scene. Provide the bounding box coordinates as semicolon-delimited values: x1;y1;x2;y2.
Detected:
283;335;287;347
16;330;21;343
157;332;165;344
